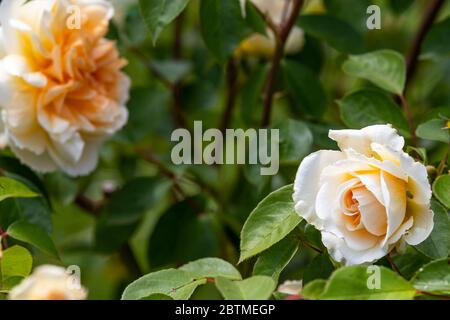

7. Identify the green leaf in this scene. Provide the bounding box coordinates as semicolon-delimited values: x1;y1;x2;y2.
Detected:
388;0;415;15
239;184;301;262
95;177;171;253
1;245;32;280
0;156;47;197
301;222;326;251
180;258;242;280
7;221;58;258
318;266;416;300
253;232;299;281
416;119;449;143
148;197;219;267
142;294;174;300
200;0;250;62
302;279;327;299
406;146;428;164
392;246;431;280
423;17;450;58
150;60;192;84
282;60;327;118
411;258;450;295
104;177;171;225
342;50;406;95
415;200;450;259
433;175;450;209
244;0;266;35
324;0;371;33
338;89;409;135
117;87;172;144
277;119;314;163
44;172;77;205
215;276;276;300
0;177;38;202
297;14;364;54
122;269;206;300
139;0;189;45
0;197;53;235
303;254;334;285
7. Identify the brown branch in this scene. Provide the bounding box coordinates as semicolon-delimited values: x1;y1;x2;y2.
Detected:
406;0;445;89
261;0;304;127
171;13;187;128
436;143;449;176
252;4;279;35
135;148;178;180
75;194;103;214
173;13;184;60
416;290;450;300
0;227;8;250
220;58;239;133
386;252;403;277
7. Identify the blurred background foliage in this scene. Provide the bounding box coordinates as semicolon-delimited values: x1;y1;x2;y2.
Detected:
1;0;449;299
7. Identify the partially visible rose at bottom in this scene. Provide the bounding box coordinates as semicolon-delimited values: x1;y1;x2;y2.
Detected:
8;265;87;300
293;124;434;265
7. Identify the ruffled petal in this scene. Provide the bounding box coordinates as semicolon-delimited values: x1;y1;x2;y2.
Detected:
329;124;404;156
404;200;434;245
293;150;345;226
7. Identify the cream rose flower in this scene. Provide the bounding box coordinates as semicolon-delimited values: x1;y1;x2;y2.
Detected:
0;0;130;176
237;0;305;57
293;125;434;265
8;265;87;300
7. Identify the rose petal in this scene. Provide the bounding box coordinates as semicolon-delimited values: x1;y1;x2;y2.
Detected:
404;200;434;245
293;150;345;226
352;186;387;236
322;231;387;265
380;171;406;245
329;124;405;157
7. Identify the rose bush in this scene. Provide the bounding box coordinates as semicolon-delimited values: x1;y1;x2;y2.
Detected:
0;0;448;302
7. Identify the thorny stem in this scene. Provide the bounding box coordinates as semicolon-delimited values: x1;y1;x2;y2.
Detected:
436;143;449;176
261;0;304;127
298;232;324;254
173;13;184;60
386;252;403;277
399;0;444;147
135;148;222;203
416;290;450;300
75;194;103;214
73;194;143;277
406;0;445;90
220;58;239;134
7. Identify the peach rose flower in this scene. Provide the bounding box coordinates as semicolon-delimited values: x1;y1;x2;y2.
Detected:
293;125;434;265
238;0;304;57
8;265;87;300
0;0;129;176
